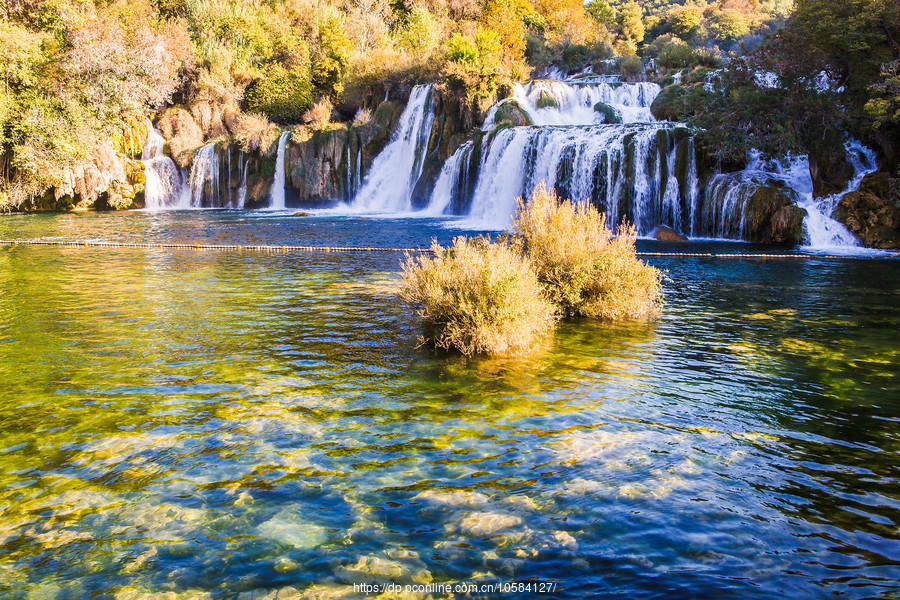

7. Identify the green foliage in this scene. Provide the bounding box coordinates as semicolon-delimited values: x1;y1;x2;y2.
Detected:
443;28;508;101
618;2;645;45
586;0;616;28
866;60;900;128
668;7;702;41
313;9;353;98
511;185;663;320
401;236;558;356
708;9;750;44
393;7;441;59
244;65;314;123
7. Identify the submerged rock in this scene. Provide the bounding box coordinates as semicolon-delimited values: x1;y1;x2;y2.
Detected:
649;225;688;241
834;171;900;249
452;511;522;537
593;101;622;124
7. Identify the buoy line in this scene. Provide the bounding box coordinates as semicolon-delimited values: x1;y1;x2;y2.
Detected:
0;239;896;260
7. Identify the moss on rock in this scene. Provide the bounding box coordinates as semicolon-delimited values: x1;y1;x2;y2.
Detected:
834;171;900;249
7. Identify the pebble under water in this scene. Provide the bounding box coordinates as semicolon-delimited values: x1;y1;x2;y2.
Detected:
0;211;898;599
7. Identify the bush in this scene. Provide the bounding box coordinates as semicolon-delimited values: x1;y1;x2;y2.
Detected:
233;112;281;155
400;237;558;356
656;40;695;69
244;65;313;123
511;185;663;320
302;98;334;129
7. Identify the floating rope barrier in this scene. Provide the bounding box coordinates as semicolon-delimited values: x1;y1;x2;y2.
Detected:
0;239;897;260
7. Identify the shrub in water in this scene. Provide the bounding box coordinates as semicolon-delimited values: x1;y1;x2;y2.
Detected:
400;237;557;356
511;185;663;320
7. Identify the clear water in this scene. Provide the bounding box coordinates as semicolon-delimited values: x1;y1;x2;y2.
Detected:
0;212;898;599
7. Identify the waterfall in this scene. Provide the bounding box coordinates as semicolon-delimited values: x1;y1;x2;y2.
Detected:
426;142;475;216
736;142;877;248
798;143;877;248
269;132;290;210
188;143;219;208
237;153;248;209
482;81;661;129
140;123;187;209
461;123;695;231
352;84;436;212
701;173;762;239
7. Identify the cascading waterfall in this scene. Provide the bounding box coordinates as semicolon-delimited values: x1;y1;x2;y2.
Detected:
461;123;695;231
482;80;661;129
701;173;765;239
733;142;878;248
352;84;436;212
269;132;290;210
426;142;475;216
188;143;219;208
140;123;188;209
236;153;248;209
797;143;877;248
440;80;705;232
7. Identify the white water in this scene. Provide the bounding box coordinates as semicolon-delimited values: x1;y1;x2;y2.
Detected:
743;141;877;248
426;142;475;216
482;80;661;129
463;123;691;231
352;85;436;212
448;81;697;231
140;123;188;209
188;143;219;208
268;132;290;210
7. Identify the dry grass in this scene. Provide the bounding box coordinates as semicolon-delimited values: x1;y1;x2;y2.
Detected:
233;112;281;155
511;185;663;320
352;108;372;126
302;98;333;130
401;237;557;356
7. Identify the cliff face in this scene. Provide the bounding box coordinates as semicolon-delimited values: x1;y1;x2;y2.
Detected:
285;122;389;207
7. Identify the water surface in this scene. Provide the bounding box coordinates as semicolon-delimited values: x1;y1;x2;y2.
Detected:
0;212;898;599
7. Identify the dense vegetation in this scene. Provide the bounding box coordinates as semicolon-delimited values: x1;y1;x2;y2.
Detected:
401;187;662;355
1;0;898;211
649;0;900;173
0;0;612;209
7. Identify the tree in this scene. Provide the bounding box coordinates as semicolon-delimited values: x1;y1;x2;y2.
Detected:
586;0;616;29
669;7;703;41
617;1;645;53
708;9;751;44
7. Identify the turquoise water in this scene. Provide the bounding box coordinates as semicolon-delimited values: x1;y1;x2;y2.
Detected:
0;211;898;599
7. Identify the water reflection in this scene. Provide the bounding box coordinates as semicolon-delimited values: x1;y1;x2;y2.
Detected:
0;214;897;599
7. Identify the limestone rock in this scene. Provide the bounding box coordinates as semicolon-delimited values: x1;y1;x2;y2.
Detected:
649;225;688;241
157;108;205;168
744;181;805;243
493;100;532;128
593;101;622;124
834;171;900;249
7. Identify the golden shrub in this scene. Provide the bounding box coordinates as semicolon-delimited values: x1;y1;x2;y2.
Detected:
401;237;557;356
511;184;663;320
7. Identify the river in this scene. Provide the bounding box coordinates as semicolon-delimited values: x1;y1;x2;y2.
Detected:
0;211;898;599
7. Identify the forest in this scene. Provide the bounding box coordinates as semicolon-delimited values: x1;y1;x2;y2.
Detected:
1;0;896;214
